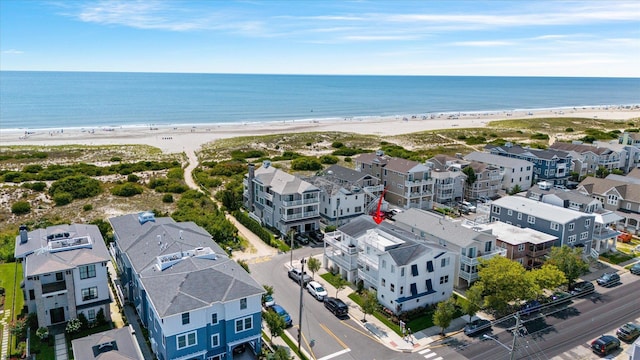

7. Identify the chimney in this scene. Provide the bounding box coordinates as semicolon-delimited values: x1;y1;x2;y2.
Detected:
19;225;28;244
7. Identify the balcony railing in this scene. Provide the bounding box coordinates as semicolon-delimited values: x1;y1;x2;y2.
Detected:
357;269;378;287
357;254;379;270
325;250;358;271
592;228;620;241
458;270;479;283
281;210;319;221
282;197;319;207
42;281;67;294
324;235;358;254
460;248;507;267
264;193;273;201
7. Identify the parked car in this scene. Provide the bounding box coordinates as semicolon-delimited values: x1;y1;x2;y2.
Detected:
617;323;640;342
324;297;349;317
268;304;293;327
547;291;572;305
262;294;275;308
309;230;324;242
232;343;246;354
464;318;492;336
590;335;620;356
630;263;640;275
596;272;620;287
306;281;328;301
295;234;310;245
570;281;595;295
519;300;542;317
288;268;312;285
460;201;476;213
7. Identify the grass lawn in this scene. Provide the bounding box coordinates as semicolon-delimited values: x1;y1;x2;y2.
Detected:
30;333;55;360
599;251;635;265
348;292;402;335
320;272;350;291
0;262;24;356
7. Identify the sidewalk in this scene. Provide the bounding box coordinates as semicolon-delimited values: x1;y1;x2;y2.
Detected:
286;257;470;354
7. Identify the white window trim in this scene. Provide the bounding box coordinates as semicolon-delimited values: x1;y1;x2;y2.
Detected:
211;333;220;348
235;316;253;333
176;331;197;350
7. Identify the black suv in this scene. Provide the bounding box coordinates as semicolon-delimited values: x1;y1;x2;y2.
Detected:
463;319;492;336
570;281;595;295
324;297;349;317
591;335;620;356
596;272;620;287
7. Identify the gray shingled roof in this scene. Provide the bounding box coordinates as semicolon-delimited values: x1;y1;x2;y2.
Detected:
15;224;110;276
109;214;264;317
492;196;595;223
580;176;640;203
254;164;319;194
550;142;614;155
464;151;533;168
487;144;570;160
71;326;142;360
393;209;496;248
355;152;389;166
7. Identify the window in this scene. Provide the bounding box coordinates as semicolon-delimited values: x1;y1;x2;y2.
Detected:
29;290;35;300
412;264;419;276
517;213;522;220
607;194;618;205
87;309;96;322
400;267;405;277
381;260;386;269
211;334;220;347
400;286;404;294
507;209;513;216
211;313;218;325
81;287;98;301
381;278;386;286
527;215;535;224
177;331;197;350
390;284;395;292
240;298;247;310
236;316;253;332
585;219;591;227
518;244;525;252
426;261;434;273
492;206;501;214
425;279;433;292
56;272;63;281
568;235;577;244
485;242;492;252
568;223;575;231
390;265;395;273
550;222;559;231
580;232;589;240
439;276;449;284
182;312;190;325
440;257;450;267
79;264;96;279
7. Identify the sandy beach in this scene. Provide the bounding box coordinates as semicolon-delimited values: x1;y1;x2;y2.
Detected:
1;106;639;155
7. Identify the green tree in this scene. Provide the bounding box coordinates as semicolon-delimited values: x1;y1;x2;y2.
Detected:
263;309;286;341
49;175;102;199
528;264;566;295
461;285;483;323
596;166;609;178
476;256;537;313
462;166;477;199
361;290;377;322
11;201;31;215
433;298;456;335
111;182;144;197
546;246;589;288
509;184;522;195
334;276;351;297
307;257;321;280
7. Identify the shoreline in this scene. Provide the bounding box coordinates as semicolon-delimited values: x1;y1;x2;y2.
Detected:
1;106;639;155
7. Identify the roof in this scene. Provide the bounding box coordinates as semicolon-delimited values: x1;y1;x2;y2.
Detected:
463;151;533;168
384;158;426;174
71;326;143;360
337;215;449;266
109;214;264;317
579;177;640;203
606;173;640;185
320;164;371;183
15;224;110;276
550;142;614;155
482;222;557;246
253;164;319;195
393;208;497;248
354;152;389;166
487;144;571;160
491;196;595;224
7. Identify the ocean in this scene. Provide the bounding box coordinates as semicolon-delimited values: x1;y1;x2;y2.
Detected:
1;71;639;131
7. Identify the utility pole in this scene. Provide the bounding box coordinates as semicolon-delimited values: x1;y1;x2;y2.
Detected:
297;257;306;353
510;312;521;360
289;229;295;267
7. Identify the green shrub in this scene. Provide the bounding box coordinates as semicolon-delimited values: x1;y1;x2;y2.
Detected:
83;204;93;211
11;201;31;215
162;194;174;203
320;155;339;164
53;192;74;206
291;157;323;171
332;141;345;148
111;183;144;197
22;181;47;191
530;133;550;140
127;174;140;182
344;157;352;162
565;128;574;132
110;156;122;162
49;175;102;199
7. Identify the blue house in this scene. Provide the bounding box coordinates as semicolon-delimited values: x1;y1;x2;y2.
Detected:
486;143;572;185
109;212;264;360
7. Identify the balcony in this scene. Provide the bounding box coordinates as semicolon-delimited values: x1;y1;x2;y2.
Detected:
357;254;379;270
460;247;507;267
264;193;273;201
357;269;378;287
459;270;479;283
281;210;319;221
325;249;358;271
592;228;620;241
406;191;433;198
42;281;67;294
405;179;431;188
324;235;358;254
282;197;320;207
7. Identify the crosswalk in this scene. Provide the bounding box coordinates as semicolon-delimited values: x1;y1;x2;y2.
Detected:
418;347;443;360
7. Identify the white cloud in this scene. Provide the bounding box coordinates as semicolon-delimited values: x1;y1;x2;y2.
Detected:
2;49;24;54
451;41;514;47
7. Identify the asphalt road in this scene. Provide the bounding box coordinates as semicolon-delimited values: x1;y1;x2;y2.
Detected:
435;272;640;360
250;247;431;360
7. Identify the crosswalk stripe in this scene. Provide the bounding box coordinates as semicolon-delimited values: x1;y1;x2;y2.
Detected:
432;357;443;360
424;353;437;359
418;348;431;354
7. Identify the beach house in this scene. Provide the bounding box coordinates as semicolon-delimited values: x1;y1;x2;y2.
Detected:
486;143;572;186
463;151;534;193
14;224;111;328
109;212;265;360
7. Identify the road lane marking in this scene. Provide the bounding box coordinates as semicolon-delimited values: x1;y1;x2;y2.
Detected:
319;323;349;349
300;331;317;360
419;348;430;354
424;353;437;359
317;348;351;360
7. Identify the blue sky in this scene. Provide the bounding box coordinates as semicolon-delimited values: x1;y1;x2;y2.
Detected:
1;0;639;77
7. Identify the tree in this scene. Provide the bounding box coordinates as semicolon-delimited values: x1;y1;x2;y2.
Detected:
476;256;537;313
36;327;49;341
509;184;522;195
334;276;351;297
462;166;477;199
11;201;31;215
461;285;483;323
433;298;456;335
361;290;377;322
269;346;293;360
546;246;589;288
528;264;566;294
307;257;321;280
263;309;286;341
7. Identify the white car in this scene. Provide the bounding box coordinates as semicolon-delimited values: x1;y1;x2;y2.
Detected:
306;281;328;301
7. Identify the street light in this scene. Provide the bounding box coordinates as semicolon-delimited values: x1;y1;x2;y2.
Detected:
297;257;307;353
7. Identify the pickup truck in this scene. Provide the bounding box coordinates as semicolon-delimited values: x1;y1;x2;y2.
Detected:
288;268;312;285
